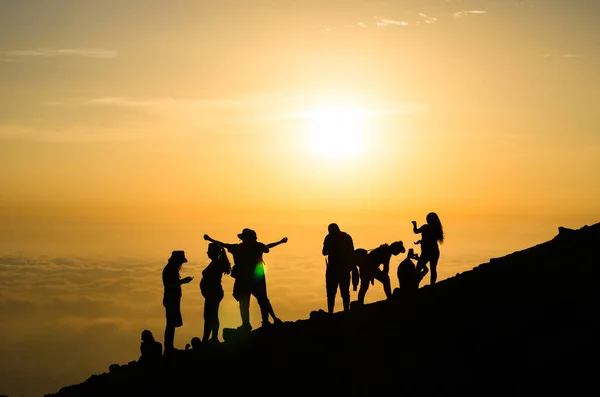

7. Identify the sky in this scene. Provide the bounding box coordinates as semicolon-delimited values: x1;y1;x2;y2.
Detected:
0;0;599;395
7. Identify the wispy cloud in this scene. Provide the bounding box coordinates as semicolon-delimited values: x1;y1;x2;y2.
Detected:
357;22;368;28
541;53;582;62
453;10;487;18
2;48;117;60
374;16;409;27
419;13;438;24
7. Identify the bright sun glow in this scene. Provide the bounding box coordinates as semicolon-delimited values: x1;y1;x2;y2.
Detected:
306;106;370;158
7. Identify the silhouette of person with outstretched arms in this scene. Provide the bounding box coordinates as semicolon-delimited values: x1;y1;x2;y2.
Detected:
397;248;427;295
355;241;405;304
412;212;444;285
162;250;193;354
200;243;231;343
139;329;162;362
204;229;287;331
322;223;355;313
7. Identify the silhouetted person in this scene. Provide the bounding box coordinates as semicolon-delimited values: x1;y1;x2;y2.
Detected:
412;212;444;285
322;223;355;313
139;330;162;362
185;336;202;350
162;250;193;353
355;241;406;304
204;229;287;330
397;249;427;294
200;243;232;343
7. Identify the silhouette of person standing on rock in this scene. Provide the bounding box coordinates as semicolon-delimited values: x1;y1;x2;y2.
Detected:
204;229;287;331
200;243;231;343
355;241;405;304
322;223;355;313
162;250;193;354
412;212;444;285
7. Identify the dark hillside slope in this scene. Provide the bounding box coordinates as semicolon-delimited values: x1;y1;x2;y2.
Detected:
46;224;600;397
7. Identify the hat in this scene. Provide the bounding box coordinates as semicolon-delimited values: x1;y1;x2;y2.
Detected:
169;250;188;263
237;228;257;241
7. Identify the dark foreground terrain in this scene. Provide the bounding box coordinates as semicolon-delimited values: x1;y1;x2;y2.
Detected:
46;224;600;397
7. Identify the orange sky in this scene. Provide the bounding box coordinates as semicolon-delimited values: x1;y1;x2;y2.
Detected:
1;1;599;396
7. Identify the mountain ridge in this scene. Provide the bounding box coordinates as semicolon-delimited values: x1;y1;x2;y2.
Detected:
44;223;600;397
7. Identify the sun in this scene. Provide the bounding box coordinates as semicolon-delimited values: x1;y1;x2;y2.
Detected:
306;106;370;158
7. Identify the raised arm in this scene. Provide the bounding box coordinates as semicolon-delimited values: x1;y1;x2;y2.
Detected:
266;237;288;249
412;221;423;234
203;234;236;250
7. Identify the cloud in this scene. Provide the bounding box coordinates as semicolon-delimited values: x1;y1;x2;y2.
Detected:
453;10;487;18
419;13;438;24
2;48;117;60
541;53;581;62
374;16;409;27
357;22;368;28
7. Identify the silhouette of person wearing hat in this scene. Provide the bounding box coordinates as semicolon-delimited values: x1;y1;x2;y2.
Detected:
322;223;355;313
204;229;287;330
162;250;193;353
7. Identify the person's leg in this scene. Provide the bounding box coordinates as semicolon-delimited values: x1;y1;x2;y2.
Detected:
256;295;271;325
375;270;393;299
415;254;430;277
429;251;440;285
340;271;351;311
202;299;213;342
211;297;222;340
164;324;174;353
265;297;280;322
326;269;336;314
238;295;251;330
357;274;370;304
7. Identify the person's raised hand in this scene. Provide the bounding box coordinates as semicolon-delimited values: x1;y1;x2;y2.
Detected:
411;220;417;226
203;234;210;241
281;237;288;244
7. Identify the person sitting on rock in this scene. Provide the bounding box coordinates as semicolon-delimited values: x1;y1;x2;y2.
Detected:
186;336;202;350
355;241;406;304
139;329;162;362
397;248;427;294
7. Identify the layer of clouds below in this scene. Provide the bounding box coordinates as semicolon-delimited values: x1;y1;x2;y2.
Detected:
0;251;477;397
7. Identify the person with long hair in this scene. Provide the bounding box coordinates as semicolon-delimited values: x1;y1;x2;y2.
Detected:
412;212;444;285
200;243;231;343
162;250;193;354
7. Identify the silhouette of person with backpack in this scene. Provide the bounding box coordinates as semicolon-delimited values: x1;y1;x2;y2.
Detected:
355;241;405;304
200;243;232;343
204;229;287;331
322;223;355;313
397;248;427;295
412;212;444;285
162;250;193;354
